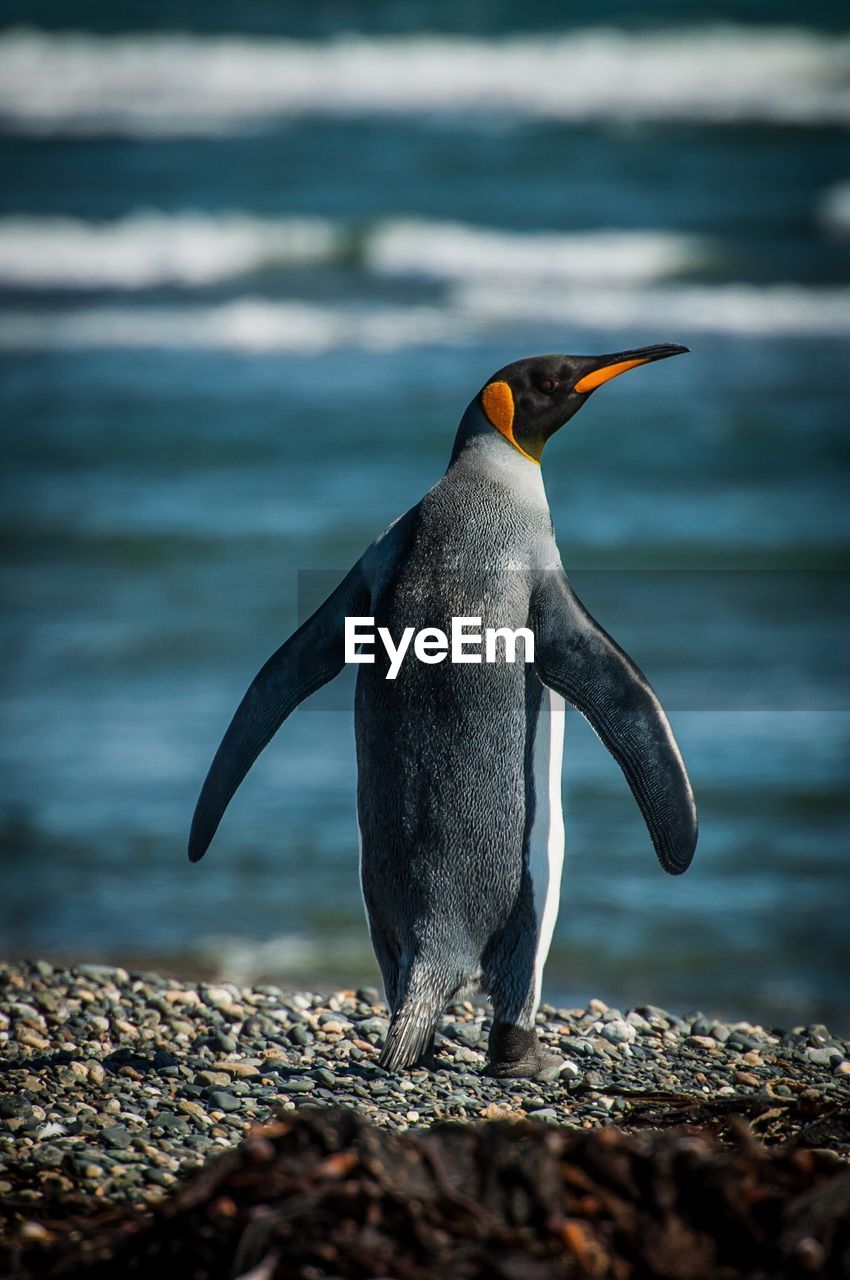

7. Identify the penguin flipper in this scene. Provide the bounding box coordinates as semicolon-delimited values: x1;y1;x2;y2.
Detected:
531;570;697;875
188;563;369;863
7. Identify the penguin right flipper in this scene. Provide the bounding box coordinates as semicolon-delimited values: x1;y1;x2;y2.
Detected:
188;562;369;863
531;570;697;875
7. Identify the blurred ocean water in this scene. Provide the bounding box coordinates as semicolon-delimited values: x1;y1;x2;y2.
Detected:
0;1;848;1031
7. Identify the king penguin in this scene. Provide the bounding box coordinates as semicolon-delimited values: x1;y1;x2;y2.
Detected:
189;343;698;1078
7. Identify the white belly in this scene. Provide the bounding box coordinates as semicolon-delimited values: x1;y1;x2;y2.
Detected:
527;685;566;1011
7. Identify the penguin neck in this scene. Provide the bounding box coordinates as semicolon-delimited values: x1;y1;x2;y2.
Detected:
448;403;551;510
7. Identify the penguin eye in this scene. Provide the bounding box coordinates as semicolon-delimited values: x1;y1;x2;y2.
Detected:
537;379;559;395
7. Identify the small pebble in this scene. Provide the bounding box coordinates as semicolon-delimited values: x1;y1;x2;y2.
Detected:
284;1077;316;1094
101;1125;133;1150
196;1071;231;1088
205;1091;241;1114
357;1017;389;1038
600;1020;636;1045
806;1047;842;1068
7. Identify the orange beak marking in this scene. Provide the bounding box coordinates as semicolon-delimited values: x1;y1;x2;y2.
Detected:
573;357;650;395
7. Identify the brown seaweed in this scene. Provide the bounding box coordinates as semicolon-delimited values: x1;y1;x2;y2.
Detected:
3;1107;850;1280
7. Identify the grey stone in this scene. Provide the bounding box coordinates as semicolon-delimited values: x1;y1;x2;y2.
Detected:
446;1093;479;1109
195;1070;231;1088
535;1062;566;1083
562;1036;593;1055
243;1016;275;1037
639;1005;671;1023
357;1017;389;1038
726;1033;760;1052
151;1113;191;1135
205;1090;241;1113
600;1020;636;1045
806;1046;842;1068
0;1097;33;1120
259;1059;286;1075
183;1135;214;1152
77;965;118;982
255;985;284;999
32;1144;65;1169
318;1012;351;1028
102;1124;133;1149
445;1022;481;1048
600;1009;624;1023
285;1077;316;1093
209;1030;237;1054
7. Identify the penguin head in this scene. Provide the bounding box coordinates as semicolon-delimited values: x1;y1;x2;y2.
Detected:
475;343;688;463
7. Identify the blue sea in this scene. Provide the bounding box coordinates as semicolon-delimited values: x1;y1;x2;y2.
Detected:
0;1;848;1032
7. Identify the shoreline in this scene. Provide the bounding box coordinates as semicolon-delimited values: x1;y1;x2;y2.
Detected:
5;945;844;1042
2;959;849;1215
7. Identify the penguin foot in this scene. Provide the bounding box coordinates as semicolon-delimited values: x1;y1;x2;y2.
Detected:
486;1052;566;1080
485;1022;564;1080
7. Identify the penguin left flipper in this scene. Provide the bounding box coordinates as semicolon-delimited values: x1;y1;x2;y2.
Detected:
531;570;697;875
188;562;369;863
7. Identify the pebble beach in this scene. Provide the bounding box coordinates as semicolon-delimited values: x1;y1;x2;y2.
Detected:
2;959;849;1214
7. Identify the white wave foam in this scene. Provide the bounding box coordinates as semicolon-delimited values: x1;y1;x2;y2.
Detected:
368;221;707;285
0;27;847;136
0;213;341;288
456;281;850;337
817;181;850;234
1;280;847;355
0;212;708;290
0;298;465;352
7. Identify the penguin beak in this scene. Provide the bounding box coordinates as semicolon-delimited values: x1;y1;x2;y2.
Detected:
572;343;689;395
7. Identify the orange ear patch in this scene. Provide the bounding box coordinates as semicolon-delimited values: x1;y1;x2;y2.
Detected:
481;380;536;463
482;380;514;437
